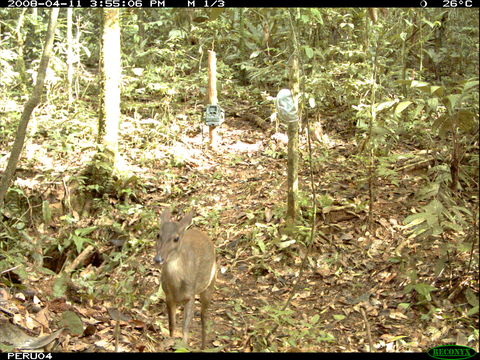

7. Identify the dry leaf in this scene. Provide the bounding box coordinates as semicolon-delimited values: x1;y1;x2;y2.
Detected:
34;308;51;330
265;208;273;222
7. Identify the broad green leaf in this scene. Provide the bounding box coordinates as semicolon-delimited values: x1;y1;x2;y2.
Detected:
311;314;320;323
375;100;397;112
412;103;425;119
311;9;323;24
75;226;96;237
53;274;68;298
414;283;437;301
431;223;443;236
463;80;479;93
404;284;414;293
38;267;57;276
15;222;25;230
425;199;444;215
60;311;84;336
372;126;389;136
456;109;475;132
467;306;479;316
465;288;479;307
417;182;440;200
442;221;462;232
317;332;335;341
446;94;461;111
432;114;448;136
395;101;412;115
333;314;345;321
257;238;266;253
424;213;438;227
0;344;14;352
410;80;430;88
427;97;439;112
457;242;473;253
250;50;261;59
72;236;92;254
403;213;427;228
395;80;413;86
422;19;437;28
409;226;429;238
168;29;186;40
304;46;314;59
430;86;444;96
278;239;296;249
452;205;472;217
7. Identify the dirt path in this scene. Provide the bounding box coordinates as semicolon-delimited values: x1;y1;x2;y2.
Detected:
9;113;471;352
134;116;431;352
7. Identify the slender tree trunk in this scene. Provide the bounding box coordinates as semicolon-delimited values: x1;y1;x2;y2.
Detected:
67;8;74;105
0;9;60;207
97;9;105;143
367;29;379;232
450;126;460;191
100;9;121;160
285;10;301;227
15;9;28;88
137;9;146;43
286;55;300;226
207;50;219;149
238;9;247;85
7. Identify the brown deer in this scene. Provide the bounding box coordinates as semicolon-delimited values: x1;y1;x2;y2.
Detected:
154;209;216;349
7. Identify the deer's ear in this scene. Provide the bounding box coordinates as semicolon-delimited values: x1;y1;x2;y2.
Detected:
160;208;171;223
178;211;194;233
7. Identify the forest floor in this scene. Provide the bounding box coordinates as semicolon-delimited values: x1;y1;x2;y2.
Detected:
1;95;478;353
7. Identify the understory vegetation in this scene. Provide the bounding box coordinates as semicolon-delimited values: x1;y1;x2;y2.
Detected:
0;8;478;352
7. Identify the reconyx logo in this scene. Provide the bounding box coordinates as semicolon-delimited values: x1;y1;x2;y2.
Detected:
428;345;478;360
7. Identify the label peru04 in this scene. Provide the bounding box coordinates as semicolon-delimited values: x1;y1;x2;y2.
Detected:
7;354;52;360
427;345;478;360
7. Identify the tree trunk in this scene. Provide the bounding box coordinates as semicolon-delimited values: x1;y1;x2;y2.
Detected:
207;50;219;149
67;8;74;105
100;9;121;161
137;9;146;43
286;55;300;226
97;9;105;143
0;9;59;208
15;9;28;89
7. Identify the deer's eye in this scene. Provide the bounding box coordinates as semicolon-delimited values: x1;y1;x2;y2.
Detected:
174;236;180;243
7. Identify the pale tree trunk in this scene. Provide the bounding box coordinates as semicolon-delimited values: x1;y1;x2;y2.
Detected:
15;9;28;88
0;9;60;208
97;10;105;142
286;55;300;226
67;8;74;105
100;9;121;161
207;50;219;148
285;10;301;227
